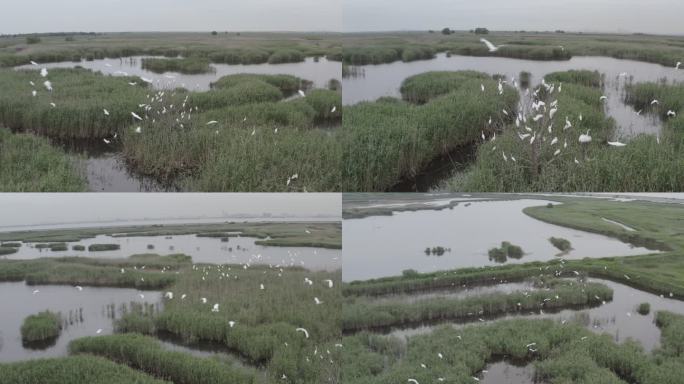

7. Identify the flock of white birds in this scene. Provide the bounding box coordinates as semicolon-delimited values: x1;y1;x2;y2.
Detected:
476;38;683;168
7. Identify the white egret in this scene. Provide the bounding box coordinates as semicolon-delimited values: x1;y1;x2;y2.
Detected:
298;90;306;97
212;303;219;312
134;126;142;133
43;81;52;91
480;38;504;52
141;77;153;83
206;120;218;125
75;286;83;291
408;380;419;384
667;110;677;117
103;109;110;116
651;99;659;105
32;289;40;295
553;149;561;156
260;284;265;290
314;297;323;305
131;112;143;121
296;327;309;338
608;141;626;147
96;329;103;334
164;292;174;299
323;279;334;288
228;321;236;328
103;138;111;144
551;137;558;145
579;130;592;143
599;95;607;102
201;297;207;304
32;90;37;97
50;102;56;108
331;106;337;113
30;60;38;66
480;83;485;92
677;62;682;69
40;68;48;77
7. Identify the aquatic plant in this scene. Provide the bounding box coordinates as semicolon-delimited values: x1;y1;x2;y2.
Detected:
549;237;572;252
21;311;61;342
141;57;213;74
0;128;86;191
0;355;168;384
637;302;651;315
88;244;120;252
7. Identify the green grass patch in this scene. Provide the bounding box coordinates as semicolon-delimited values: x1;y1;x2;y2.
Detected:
0;355;169;384
72;245;85;251
141;57;213;74
21;310;61;342
0;247;18;255
637;302;651;315
88;244;121;252
0;128;86;191
549;237;572;252
488;241;524;263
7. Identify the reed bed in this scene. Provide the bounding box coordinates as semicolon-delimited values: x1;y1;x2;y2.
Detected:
0;128;86;191
21;311;62;342
0;355;169;384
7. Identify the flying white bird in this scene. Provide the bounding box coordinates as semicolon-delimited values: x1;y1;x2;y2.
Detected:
50;102;56;108
608;141;626;147
331;106;337;113
480;38;504;52
201;297;207;304
96;329;103;334
75;286;83;291
206;120;218;125
651;99;659;105
314;297;323;305
103;138;111;144
30;60;38;66
298;90;306;97
599;95;607;102
32;90;37;97
103;109;109;116
128;82;137;86
131;112;143;121
296;328;309;338
667;110;677;117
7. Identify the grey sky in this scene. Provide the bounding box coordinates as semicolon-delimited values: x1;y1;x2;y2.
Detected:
0;194;340;228
344;0;684;34
1;0;341;34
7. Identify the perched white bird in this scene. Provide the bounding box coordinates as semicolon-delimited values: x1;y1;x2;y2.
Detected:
260;284;265;290
75;286;83;291
480;38;504;52
296;327;309;338
314;297;323;305
201;297;207;304
574;157;580;164
212;303;220;312
481;83;485;92
128;82;137;86
579;130;592;143
323;279;334;288
608;141;626;147
549;108;558;120
30;60;38;66
96;329;103;334
206;120;218;125
550;137;558;145
43;81;52;91
554;149;561;156
50;102;56;108
103;138;111;144
134;126;142;134
164;292;174;299
228;321;236;328
651;99;659;105
32;90;37;97
40;68;48;77
331;106;337;113
32;289;40;295
677;62;682;70
298;90;306;97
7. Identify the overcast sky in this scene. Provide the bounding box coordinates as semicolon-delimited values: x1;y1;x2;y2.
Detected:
344;0;684;34
1;0;341;34
0;194;340;228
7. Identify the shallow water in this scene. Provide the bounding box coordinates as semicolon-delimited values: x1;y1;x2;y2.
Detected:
481;361;535;384
343;199;654;281
343;54;684;138
6;234;341;272
389;278;684;352
17;56;341;91
0;282;162;362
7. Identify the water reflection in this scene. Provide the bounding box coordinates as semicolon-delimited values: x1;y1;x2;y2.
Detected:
481;360;535;384
17;56;341;92
343;54;684;138
0;282;162;362
7;234;341;272
343;199;654;281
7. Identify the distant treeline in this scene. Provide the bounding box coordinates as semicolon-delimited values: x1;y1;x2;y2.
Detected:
0;32;98;38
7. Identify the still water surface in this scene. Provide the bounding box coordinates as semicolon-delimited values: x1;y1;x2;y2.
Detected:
343;199;654;281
